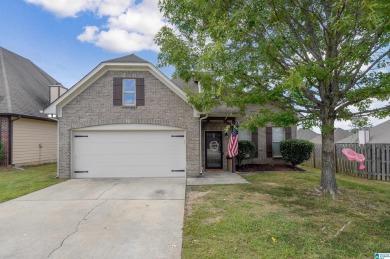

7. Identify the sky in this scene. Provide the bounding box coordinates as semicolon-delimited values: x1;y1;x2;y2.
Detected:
0;0;173;88
0;0;388;131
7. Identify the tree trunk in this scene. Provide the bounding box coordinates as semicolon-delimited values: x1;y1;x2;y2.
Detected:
320;118;339;195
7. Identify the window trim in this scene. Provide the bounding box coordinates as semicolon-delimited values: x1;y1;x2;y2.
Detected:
122;79;136;106
272;127;285;158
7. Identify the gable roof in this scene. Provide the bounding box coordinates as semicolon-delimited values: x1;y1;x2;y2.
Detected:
297;128;320;140
44;54;190;117
337;119;390;144
0;47;59;119
103;54;149;64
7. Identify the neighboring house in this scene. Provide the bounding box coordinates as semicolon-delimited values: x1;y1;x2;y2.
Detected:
297;128;320;140
44;54;296;179
338;119;390;144
0;47;65;166
309;128;351;144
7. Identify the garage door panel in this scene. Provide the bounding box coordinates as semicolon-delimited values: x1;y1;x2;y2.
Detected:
75;166;185;178
76;131;182;139
75;143;184;154
74;144;184;155
73;130;186;178
76;154;185;166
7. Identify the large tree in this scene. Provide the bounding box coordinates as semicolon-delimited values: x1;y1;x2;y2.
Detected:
155;0;390;195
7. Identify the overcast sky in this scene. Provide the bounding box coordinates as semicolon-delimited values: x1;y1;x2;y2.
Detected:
0;0;388;130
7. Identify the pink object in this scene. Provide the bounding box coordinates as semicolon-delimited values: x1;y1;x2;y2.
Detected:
342;148;366;170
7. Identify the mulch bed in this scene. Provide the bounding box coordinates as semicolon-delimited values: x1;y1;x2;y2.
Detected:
236;164;305;172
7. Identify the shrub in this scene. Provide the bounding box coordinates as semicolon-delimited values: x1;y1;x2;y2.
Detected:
0;142;2;162
237;140;256;166
280;139;314;167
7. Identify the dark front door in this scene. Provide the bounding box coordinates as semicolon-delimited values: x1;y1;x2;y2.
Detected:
205;131;223;169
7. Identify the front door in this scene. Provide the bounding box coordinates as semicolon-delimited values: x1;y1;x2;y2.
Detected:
205;131;223;169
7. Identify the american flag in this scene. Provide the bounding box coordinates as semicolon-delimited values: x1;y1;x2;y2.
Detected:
228;124;239;157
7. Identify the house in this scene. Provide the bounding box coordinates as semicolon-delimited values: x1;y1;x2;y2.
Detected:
297;128;320;141
304;128;351;144
0;47;65;166
44;54;296;178
337;119;390;144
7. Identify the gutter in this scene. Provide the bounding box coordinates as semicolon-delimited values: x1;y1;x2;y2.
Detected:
199;114;209;176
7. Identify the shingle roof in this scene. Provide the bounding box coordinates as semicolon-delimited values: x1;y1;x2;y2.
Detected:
103;54;149;64
0;47;59;119
337;133;359;143
337;119;390;144
297;128;320;140
171;78;199;92
170;78;241;115
310;128;352;144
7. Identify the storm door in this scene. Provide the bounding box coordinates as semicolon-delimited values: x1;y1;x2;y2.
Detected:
205;131;223;169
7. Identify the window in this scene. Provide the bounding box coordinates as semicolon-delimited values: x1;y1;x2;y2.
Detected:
123;79;136;106
238;129;251;141
272;127;285;157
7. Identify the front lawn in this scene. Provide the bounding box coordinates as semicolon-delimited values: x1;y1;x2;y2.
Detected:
183;168;390;258
0;163;63;202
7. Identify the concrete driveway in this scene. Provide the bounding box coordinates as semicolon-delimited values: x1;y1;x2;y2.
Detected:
0;178;186;259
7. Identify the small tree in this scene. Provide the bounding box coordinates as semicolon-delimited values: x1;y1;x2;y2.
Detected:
237;141;256;166
280;139;314;167
156;0;390;195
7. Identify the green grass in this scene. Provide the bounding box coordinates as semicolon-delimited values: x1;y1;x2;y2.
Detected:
0;163;63;202
183;168;390;258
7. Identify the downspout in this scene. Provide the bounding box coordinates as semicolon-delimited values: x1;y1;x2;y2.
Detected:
51;117;59;178
10;116;21;166
199;114;208;176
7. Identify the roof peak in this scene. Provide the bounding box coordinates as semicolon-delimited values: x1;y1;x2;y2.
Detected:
0;46;30;62
103;54;149;64
0;46;59;118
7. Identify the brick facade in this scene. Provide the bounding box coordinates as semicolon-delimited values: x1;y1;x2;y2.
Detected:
202;119;298;170
58;70;200;178
0;116;10;166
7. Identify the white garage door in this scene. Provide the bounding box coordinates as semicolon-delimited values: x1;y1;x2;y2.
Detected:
72;130;186;178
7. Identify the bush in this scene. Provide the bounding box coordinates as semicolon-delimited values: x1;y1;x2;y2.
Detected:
237;141;256;166
0;142;2;162
280;139;314;167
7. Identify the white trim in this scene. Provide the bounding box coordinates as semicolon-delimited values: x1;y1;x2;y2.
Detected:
44;62;189;117
74;124;185;131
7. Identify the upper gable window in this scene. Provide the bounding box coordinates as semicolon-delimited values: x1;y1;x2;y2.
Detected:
123;79;136;106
